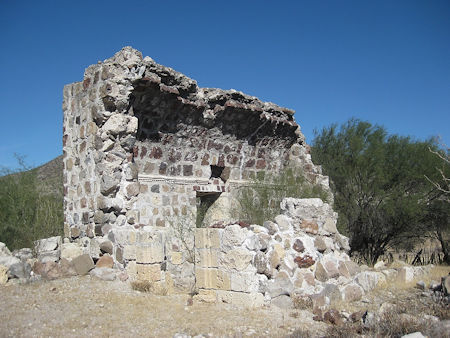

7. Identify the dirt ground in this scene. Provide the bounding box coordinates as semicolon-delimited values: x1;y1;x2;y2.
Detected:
0;276;326;338
0;267;448;338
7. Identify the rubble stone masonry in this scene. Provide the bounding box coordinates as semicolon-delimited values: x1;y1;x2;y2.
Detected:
63;47;330;292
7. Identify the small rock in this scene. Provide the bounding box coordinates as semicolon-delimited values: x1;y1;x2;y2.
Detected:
60;258;77;277
373;260;385;270
315;262;329;282
35;236;61;252
274;215;292;232
89;267;116;281
299;219;318;234
323;309;342;325
401;332;426;338
271;295;293;309
118;271;129;282
349;310;367;323
32;261;62;280
0;255;21;269
72;254;95;275
294;255;315;268
263;221;278;235
267;271;293;298
314;237;327;253
415;280;425;290
61;242;84;261
0;242;12;256
96;254;114;268
9;262;31;279
292;239;305;252
323;218;337;233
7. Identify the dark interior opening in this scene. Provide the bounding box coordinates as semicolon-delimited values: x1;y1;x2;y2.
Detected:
210;165;224;179
196;192;221;228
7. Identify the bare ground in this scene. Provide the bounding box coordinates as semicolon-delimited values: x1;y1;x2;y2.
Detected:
1;266;449;338
0;276;326;338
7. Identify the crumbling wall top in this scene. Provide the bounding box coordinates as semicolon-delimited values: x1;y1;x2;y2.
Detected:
82;46;303;143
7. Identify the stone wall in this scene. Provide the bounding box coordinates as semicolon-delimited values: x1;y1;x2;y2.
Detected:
193;198;358;307
63;47;330;292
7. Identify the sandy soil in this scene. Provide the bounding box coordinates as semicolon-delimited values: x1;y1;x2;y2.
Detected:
0;276;326;338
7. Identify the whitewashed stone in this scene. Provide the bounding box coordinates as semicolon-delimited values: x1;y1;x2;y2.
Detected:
221;224;248;248
341;283;364;302
90;267;117;281
274;214;292;232
61;243;84;261
35;236;61;252
0;243;11;256
355;271;384;292
0;255;20;268
397;266;416;283
267;271;293;297
230;272;260;292
323;218;337;233
219;248;253;271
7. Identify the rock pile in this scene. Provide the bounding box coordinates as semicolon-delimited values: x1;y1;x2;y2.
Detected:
0;236;122;284
193;198;443;309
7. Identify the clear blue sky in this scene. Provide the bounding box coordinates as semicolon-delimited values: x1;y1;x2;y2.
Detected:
1;0;449;169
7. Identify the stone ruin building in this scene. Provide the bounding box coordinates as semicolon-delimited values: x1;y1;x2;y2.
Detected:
63;47;370;306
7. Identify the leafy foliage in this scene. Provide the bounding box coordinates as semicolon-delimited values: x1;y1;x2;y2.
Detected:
0;156;63;251
311;119;447;265
234;167;329;225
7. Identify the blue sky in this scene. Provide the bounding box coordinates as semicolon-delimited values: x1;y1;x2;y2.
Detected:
0;0;449;169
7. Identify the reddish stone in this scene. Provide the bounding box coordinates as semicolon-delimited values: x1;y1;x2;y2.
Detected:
133;146;139;158
256;159;266;169
83;77;91;90
201;154;209;165
294;255;315;268
150;147;163;159
168;149;181;162
238;221;250;228
224;145;232;153
217;154;225;167
140;146;147;159
96;254;114;268
227;154;239;165
245;159;255;168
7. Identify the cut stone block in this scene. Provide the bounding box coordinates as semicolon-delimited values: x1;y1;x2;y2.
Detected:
195;268;230;290
194;228;221;249
136;263;161;282
136;242;164;264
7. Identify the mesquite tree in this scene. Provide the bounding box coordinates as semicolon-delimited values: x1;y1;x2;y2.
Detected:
312;119;447;265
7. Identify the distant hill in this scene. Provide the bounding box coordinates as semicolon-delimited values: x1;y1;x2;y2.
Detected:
33;155;63;198
0;155;64;250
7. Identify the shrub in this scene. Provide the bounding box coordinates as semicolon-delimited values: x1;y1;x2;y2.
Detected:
0;156;63;251
234;167;329;225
